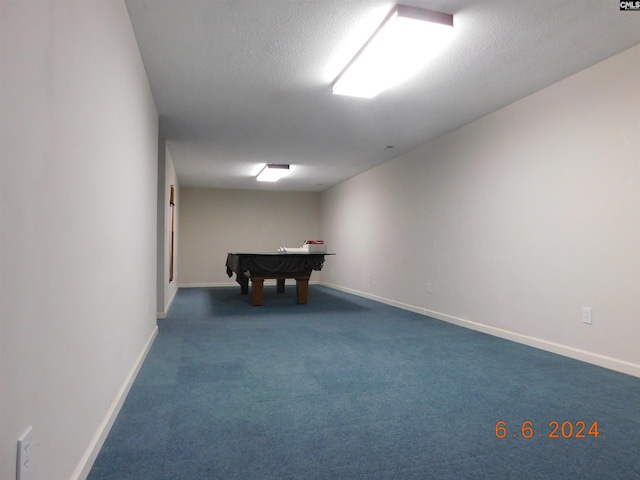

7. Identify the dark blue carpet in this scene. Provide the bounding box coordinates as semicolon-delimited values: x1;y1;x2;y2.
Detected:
88;285;640;479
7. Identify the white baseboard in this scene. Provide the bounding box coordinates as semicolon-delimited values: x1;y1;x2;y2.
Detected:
319;282;426;315
71;326;158;479
157;286;179;319
320;282;640;379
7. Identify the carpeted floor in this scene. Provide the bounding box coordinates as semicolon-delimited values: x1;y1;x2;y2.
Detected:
88;285;640;479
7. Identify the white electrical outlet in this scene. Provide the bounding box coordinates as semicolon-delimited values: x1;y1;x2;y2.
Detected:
427;282;432;294
17;427;33;480
368;274;372;283
583;307;593;325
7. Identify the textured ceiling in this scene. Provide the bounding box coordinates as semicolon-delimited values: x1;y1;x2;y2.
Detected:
125;0;640;192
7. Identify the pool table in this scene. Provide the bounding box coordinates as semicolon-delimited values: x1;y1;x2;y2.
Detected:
225;252;331;306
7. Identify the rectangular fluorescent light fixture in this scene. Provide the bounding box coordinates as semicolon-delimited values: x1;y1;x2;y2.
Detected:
256;163;290;182
332;5;454;99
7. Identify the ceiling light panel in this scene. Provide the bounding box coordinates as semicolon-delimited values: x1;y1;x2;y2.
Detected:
332;5;454;99
256;164;290;182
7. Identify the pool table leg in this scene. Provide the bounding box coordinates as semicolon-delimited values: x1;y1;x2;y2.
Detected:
239;276;249;294
277;278;285;293
295;278;309;304
252;278;264;306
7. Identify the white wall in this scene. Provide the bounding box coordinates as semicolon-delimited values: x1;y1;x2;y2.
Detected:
321;44;640;377
0;2;158;479
178;187;321;286
157;140;179;318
